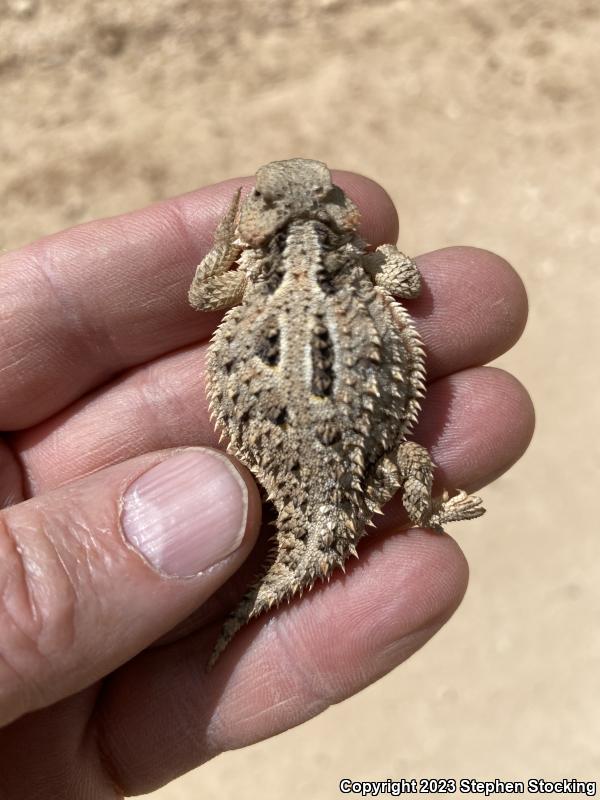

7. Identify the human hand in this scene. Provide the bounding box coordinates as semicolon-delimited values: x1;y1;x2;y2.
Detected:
0;172;533;797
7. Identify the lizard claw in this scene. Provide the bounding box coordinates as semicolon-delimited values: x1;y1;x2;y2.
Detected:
428;490;486;532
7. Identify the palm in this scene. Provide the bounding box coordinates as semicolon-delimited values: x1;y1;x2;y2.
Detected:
0;173;532;796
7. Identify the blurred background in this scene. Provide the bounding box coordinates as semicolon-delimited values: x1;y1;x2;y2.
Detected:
1;0;598;796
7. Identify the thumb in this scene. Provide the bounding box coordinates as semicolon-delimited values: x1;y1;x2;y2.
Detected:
0;447;261;727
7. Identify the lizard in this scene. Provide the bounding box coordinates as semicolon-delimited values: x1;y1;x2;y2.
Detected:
188;158;485;668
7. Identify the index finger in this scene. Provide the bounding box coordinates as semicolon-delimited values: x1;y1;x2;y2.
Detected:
0;171;399;430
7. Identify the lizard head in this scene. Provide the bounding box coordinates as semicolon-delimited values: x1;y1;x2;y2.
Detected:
237;158;360;246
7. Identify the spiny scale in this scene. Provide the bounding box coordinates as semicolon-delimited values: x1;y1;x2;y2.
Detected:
187;158;485;668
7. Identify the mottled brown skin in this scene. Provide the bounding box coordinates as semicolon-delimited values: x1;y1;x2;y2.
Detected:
188;159;484;667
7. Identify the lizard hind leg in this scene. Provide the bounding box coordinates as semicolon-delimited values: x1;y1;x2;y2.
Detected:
396;440;485;533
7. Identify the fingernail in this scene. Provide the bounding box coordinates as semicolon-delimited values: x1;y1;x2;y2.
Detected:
121;450;247;577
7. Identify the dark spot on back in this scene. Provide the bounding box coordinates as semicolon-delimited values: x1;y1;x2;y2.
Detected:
260;231;287;293
311;321;334;397
256;318;280;366
316;231;352;296
266;405;287;425
316;420;341;446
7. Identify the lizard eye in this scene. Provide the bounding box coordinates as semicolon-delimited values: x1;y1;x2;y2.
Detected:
254;188;275;206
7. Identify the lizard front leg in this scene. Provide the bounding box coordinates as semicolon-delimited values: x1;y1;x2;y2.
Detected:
188;188;247;311
364;244;421;299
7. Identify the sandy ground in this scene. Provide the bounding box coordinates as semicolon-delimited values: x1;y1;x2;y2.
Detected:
1;0;599;796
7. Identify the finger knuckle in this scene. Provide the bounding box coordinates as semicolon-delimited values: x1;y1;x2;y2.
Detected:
0;508;78;715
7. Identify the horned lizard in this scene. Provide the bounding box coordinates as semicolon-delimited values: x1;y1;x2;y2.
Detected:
188;158;484;667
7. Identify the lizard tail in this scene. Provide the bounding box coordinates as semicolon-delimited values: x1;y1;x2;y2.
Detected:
206;507;362;670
